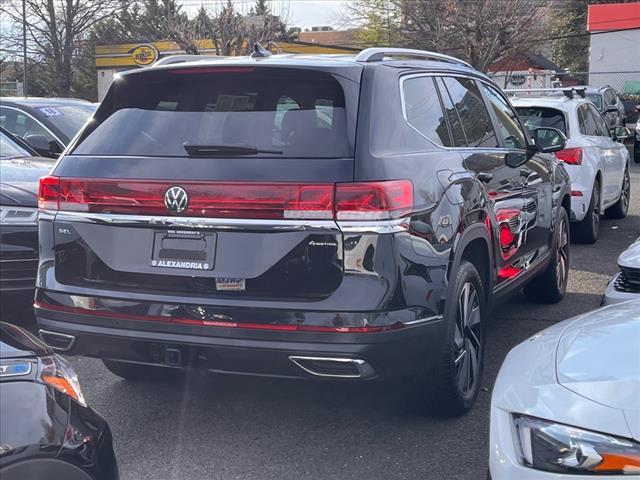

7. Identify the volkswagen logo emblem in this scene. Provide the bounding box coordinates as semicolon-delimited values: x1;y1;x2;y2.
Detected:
164;186;188;213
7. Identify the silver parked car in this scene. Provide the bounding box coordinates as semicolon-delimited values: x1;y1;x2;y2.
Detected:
603;238;640;305
490;299;640;479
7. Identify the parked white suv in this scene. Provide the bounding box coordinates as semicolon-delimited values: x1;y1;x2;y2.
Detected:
511;95;631;243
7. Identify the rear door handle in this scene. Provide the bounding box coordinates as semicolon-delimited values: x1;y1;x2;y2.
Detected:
477;172;493;183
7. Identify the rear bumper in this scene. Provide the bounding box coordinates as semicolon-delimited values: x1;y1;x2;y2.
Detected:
35;291;445;381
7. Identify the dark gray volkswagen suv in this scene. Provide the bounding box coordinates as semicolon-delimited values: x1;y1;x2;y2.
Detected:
35;47;571;416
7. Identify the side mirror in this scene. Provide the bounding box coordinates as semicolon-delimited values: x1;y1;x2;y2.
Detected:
611;126;632;142
505;151;528;168
48;140;63;157
24;134;62;158
529;127;567;155
606;104;618;113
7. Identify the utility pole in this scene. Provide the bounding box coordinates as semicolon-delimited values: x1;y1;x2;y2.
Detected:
22;0;28;96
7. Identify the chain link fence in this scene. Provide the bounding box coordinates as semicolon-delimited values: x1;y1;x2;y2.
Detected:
490;71;640;123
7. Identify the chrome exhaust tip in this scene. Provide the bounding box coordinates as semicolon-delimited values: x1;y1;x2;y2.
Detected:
289;356;375;379
39;330;76;352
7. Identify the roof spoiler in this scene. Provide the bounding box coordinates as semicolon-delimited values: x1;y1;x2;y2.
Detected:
153;54;227;67
504;86;588;99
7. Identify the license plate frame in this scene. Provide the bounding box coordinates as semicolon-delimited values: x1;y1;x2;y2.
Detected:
151;230;216;271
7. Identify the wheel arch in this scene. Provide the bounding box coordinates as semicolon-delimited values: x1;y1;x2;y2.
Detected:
448;222;493;304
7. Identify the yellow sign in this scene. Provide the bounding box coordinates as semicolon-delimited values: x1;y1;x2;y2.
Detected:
131;44;158;66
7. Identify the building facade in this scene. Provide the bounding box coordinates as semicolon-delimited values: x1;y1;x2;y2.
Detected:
587;2;640;93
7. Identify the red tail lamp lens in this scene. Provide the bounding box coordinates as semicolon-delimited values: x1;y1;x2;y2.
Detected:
554;147;582;165
46;179;335;219
38;176;60;210
37;178;415;221
335;180;413;220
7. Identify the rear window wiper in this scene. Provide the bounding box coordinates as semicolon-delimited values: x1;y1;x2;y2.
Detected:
183;142;283;156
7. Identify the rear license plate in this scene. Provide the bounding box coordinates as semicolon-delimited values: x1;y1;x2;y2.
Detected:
151;230;215;270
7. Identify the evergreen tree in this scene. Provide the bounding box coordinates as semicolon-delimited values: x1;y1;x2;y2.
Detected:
255;0;270;16
550;0;589;74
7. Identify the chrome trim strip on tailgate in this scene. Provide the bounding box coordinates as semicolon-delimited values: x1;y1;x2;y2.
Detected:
49;211;340;232
45;211;410;234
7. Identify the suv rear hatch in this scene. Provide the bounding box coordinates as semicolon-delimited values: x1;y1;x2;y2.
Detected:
45;63;363;301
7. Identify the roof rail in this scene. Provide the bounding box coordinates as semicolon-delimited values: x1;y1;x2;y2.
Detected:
504;86;587;99
355;48;472;68
153;54;225;67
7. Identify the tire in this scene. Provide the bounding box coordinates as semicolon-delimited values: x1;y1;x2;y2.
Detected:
524;207;570;303
572;179;600;244
426;260;486;417
605;167;630;219
102;359;180;381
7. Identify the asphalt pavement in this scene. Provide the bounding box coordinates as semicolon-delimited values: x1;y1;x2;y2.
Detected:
9;154;640;480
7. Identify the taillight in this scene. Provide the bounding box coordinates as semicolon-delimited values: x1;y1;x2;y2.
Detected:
38;176;60;210
554;147;582;165
37;178;414;221
335;180;413;220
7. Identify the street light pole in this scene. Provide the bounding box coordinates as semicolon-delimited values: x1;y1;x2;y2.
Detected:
22;0;28;96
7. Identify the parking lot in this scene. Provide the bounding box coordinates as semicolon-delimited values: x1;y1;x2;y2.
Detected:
14;154;624;480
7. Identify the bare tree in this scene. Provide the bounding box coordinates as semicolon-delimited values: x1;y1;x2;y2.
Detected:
192;0;289;56
340;0;550;72
1;0;122;96
400;0;550;72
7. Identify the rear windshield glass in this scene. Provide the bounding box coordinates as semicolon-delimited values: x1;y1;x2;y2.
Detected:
73;68;351;158
515;107;567;137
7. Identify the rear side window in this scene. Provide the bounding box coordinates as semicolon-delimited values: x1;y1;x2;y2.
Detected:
402;76;451;147
480;84;526;149
587;103;609;136
515;107;567;137
578;104;607;137
438;77;498;148
435;77;466;147
72;68;351;158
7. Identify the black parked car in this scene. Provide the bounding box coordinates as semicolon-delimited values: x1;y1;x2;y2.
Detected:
0;97;96;158
0;321;118;480
585;85;626;129
1;128;54;311
34;47;571;416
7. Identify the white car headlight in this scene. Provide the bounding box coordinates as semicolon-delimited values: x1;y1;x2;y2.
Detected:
513;415;640;475
0;206;38;225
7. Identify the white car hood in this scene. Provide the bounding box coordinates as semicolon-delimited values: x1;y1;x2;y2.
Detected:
618;238;640;269
556;300;640;440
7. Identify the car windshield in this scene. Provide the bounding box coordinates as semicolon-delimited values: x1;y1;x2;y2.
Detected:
72;69;352;158
586;94;602;110
0;131;31;159
32;103;96;139
515;107;568;137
